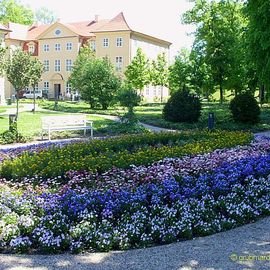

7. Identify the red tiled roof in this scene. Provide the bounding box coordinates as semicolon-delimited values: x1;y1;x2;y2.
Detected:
5;12;171;45
0;23;11;32
94;12;131;32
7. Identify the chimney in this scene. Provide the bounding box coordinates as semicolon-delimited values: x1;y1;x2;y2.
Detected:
95;15;99;22
56;18;61;23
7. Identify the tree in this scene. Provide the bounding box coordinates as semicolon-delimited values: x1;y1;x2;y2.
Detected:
125;48;150;95
0;46;6;75
35;7;57;24
0;0;34;25
70;49;121;109
6;49;32;120
28;58;44;113
182;0;247;103
151;53;169;102
246;0;270;102
117;84;141;123
168;49;192;93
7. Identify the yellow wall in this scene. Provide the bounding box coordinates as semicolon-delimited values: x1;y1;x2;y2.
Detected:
95;31;131;72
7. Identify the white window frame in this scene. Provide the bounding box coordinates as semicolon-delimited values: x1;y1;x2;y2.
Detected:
115;56;123;71
90;40;96;51
103;38;109;48
55;43;61;51
66;42;72;51
116;37;123;47
44;81;49;92
145;86;150;95
44;60;49;72
33;84;39;92
28;44;35;54
55;60;61;72
43;44;49;52
66;82;72;94
66;59;72;71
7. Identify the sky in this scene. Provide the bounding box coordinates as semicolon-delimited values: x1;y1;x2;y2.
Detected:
20;0;196;59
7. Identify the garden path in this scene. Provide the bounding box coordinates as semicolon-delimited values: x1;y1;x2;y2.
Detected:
0;216;269;269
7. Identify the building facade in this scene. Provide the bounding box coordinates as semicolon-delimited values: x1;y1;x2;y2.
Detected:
4;13;171;102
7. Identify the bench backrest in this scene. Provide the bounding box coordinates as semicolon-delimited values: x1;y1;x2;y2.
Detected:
41;115;87;127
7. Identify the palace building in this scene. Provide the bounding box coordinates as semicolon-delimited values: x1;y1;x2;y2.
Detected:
4;12;171;102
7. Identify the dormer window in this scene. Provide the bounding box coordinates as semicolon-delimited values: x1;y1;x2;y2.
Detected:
28;44;35;54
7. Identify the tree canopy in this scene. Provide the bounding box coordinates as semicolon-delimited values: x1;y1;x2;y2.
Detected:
0;0;34;25
70;47;121;109
125;48;150;94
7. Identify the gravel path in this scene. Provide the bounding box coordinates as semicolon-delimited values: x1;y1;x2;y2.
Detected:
0;216;270;270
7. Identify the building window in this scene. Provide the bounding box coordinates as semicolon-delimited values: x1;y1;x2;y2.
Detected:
146;86;150;95
55;60;61;72
44;60;49;72
34;84;39;91
66;59;72;71
28;44;35;54
44;81;49;92
103;38;109;47
43;44;49;52
90;40;96;51
66;42;72;51
55;43;61;51
153;86;157;96
115;56;123;71
116;37;123;47
158;86;161;96
66;82;72;94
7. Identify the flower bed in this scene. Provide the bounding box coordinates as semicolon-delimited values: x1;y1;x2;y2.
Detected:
1;132;269;254
0;130;252;180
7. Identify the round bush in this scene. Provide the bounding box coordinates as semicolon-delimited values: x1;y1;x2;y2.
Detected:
163;90;202;123
229;92;260;124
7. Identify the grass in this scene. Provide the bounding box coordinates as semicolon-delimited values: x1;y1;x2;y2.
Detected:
37;100;270;132
0;111;114;140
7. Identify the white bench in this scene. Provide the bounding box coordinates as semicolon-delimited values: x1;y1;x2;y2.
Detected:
41;115;93;140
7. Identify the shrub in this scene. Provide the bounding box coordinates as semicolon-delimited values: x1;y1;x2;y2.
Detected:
229;92;260;124
117;85;141;123
163;89;202;123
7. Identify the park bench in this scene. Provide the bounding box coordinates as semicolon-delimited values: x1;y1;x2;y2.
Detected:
41;115;93;140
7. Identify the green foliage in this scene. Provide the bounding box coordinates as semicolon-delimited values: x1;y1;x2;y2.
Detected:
151;53;169;102
230;92;260;124
70;49;120;109
0;0;34;25
35;7;57;24
163;89;202;123
168;49;191;93
0;123;25;144
117;85;141;123
0;46;6;76
182;0;248;103
246;0;270;101
125;48;150;93
0;130;252;180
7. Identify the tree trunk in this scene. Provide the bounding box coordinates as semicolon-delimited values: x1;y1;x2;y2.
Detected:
160;86;163;103
219;84;223;104
33;85;36;113
15;90;19;121
259;85;265;105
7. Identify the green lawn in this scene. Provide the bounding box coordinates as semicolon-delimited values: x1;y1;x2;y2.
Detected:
38;100;270;133
0;111;114;140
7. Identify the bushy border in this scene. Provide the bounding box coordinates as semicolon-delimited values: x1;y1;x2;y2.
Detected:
0;131;252;180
